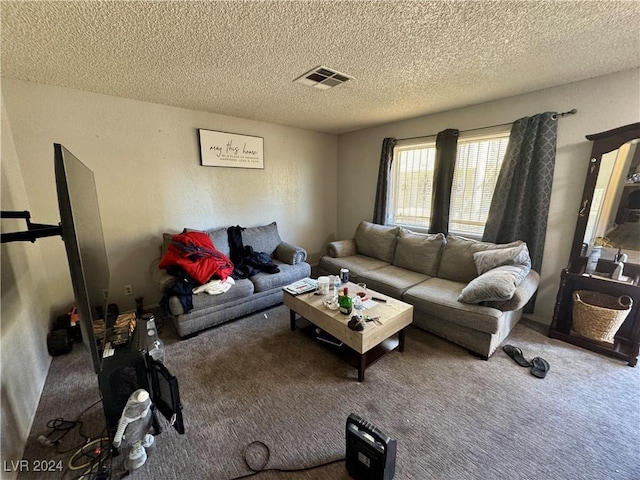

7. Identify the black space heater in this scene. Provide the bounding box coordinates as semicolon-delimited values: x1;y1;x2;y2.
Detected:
345;413;397;480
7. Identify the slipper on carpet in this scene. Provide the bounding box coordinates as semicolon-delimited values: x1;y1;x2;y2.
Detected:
530;357;550;379
503;345;532;367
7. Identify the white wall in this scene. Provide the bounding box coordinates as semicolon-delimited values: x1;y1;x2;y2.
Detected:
1;78;338;315
0;78;338;469
337;68;640;325
1;98;53;479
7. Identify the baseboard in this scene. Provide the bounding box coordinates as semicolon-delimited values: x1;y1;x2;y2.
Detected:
521;315;551;335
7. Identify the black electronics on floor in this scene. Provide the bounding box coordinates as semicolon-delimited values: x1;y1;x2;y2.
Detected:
346;413;397;480
98;322;184;438
53;312;81;342
98;348;149;433
47;329;72;356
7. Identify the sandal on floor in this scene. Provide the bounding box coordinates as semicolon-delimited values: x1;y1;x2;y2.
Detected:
530;357;550;379
503;345;532;367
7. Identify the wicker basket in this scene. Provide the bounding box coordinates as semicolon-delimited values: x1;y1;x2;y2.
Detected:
572;290;633;344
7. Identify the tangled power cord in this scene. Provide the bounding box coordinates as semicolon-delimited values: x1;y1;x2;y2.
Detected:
67;437;111;479
41;400;344;479
38;399;111;480
228;440;345;480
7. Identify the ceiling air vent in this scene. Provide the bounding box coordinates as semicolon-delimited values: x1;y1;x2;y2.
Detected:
294;66;353;90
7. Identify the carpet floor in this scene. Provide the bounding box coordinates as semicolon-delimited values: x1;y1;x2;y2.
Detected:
18;304;640;480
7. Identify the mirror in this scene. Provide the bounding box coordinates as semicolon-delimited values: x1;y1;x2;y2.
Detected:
570;123;640;267
583;139;640;263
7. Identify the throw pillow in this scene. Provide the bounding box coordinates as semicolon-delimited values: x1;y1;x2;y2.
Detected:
458;264;530;304
437;234;524;283
392;229;446;276
473;243;531;275
354;221;399;263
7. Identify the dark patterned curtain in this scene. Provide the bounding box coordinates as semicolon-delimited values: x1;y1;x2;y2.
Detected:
428;129;459;235
483;112;558;310
373;137;397;224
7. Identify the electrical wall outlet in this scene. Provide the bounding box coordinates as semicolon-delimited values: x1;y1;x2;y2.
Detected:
102;289;109;299
123;285;133;296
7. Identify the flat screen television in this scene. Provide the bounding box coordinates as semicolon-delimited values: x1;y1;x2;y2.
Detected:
54;143;109;374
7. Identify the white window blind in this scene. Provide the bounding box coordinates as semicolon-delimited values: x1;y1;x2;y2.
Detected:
389;140;436;227
389;130;510;236
449;133;509;235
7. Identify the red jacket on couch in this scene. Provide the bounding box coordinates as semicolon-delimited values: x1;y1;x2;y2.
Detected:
159;231;234;285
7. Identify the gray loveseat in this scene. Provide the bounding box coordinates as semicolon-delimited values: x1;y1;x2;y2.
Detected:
153;222;311;338
318;221;540;359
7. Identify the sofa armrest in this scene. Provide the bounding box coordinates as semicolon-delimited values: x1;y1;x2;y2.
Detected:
273;241;307;265
150;259;177;290
326;239;357;258
487;269;540;311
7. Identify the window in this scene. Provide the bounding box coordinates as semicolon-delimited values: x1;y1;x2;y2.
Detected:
389;129;510;236
389;140;437;228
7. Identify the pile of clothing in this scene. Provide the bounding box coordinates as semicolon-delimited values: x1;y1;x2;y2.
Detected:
159;231;234;284
227;225;280;278
159;228;280;314
159;231;234;314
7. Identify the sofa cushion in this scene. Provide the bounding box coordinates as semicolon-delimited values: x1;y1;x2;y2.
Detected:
204;227;231;257
248;260;311;293
354;221;399;263
318;254;389;281
359;265;430;299
458;265;531;304
473;243;531;275
182;227;231;257
242;221;282;256
393;229;445;276
437;235;524;283
168;278;255;315
403;277;503;335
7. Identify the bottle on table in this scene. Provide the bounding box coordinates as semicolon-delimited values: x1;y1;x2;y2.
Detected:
353;295;363;319
339;287;353;315
333;275;342;301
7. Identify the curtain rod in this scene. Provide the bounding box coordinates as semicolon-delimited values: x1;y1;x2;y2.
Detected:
397;108;577;142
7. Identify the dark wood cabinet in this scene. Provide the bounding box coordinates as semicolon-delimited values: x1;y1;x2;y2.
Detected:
553;123;640;366
549;258;640;366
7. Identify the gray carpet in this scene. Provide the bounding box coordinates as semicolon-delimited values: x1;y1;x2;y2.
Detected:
18;305;640;480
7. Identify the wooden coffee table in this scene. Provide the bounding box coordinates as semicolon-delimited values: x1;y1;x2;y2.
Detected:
284;282;413;381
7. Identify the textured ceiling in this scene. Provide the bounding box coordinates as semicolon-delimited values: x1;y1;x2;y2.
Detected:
1;1;639;134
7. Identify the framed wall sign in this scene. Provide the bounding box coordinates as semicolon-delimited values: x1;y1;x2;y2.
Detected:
198;129;264;169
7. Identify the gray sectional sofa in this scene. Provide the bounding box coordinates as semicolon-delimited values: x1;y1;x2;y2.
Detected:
153;222;310;338
318;221;540;359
